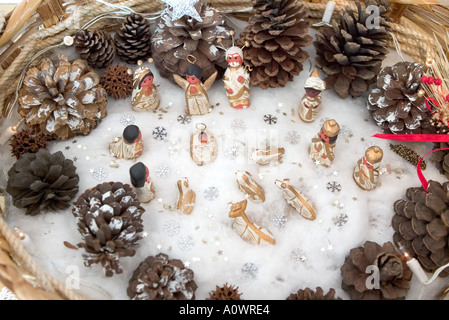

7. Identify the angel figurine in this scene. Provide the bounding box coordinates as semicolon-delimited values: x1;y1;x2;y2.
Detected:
221;32;250;109
129;162;155;203
299;69;326;123
353;146;383;191
190;123;218;166
173;61;217;116
109;125;143;161
130;59;160;112
309;119;340;167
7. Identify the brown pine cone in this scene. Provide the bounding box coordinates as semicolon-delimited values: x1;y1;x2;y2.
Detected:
314;0;392;98
18;55;108;140
74;29;116;69
127;253;198;300
341;240;412;300
101;64;133;99
72;182;145;277
6;149;79;216
431;142;449;179
115;13;152;65
237;0;312;89
206;283;242;300
286;287;341;300
10;128;49;159
392;180;449;277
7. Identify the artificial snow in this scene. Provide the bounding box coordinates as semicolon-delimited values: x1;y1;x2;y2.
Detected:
1;29;447;301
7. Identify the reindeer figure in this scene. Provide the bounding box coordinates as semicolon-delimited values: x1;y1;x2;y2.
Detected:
177;177;196;215
274;179;317;220
235;170;265;202
228;200;275;246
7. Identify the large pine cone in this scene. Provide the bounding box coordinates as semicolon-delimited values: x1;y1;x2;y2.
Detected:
6;149;79;216
341;241;412;300
18;55;107;140
314;0;391;98
127;253;198;300
72;182;145;277
151;1;232;82
431;143;449;179
74;29;116;69
392;180;449;277
10;128;50;159
286;287;341;300
237;0;312;89
115;13;152;65
367;62;434;134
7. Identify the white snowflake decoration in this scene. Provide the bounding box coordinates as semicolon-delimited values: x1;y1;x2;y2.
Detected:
177;235;195;251
290;248;307;263
177;114;192;124
152;127;168;140
224;146;240;160
327;181;342;193
164;220;181;236
333;213;349;228
92;167;108;181
120;114;135;126
203;187;219;201
272;213;287;228
156;164;170;178
162;0;203;22
241;262;258;278
285;130;301;145
231;119;246;133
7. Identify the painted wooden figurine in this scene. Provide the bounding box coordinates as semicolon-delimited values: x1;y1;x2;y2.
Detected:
190;123;218;166
222;32;250;109
235;170;265;203
249;146;285;165
309;119;340;167
275;179;316;220
177;177;196;215
130;59;160;112
173;63;217;116
129;162;155;203
109;125;143;161
353;146;383;191
228;199;275;246
299;69;326;123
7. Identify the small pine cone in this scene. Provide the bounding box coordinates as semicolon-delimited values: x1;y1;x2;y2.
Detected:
431;142;449;179
286;287;341;300
10;128;50;159
74;29;116;69
341;240;412;300
127;253;198;300
206;283;242;300
72;182;145;277
115;13;152;65
6;149;79;216
392;180;449;277
101;64;133;99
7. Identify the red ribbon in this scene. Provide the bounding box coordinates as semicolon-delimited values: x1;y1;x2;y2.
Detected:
362;157;373;169
417;148;449;193
372;134;449;142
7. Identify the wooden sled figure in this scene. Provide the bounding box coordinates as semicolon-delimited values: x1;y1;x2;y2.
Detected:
228;199;275;246
177;177;196;215
274;179;317;220
235;170;265;202
249;146;285;165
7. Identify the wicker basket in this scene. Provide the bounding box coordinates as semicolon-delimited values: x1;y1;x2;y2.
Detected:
0;0;446;300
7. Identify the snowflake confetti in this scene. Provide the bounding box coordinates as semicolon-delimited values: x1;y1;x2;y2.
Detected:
156;164;170;178
241;263;258;278
92;167;108;181
177;114;192;124
285;130;301;145
152;126;168;140
164;220;181;236
290;248;307;263
177;235;195;251
327;181;342;193
203;187;219;201
264;114;277;125
224;146;240;160
333;213;349;228
231;119;246;133
272;213;287;228
120;114;135;126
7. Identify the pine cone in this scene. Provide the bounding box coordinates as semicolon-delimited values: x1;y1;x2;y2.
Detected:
152;1;232;82
286;287;341;300
237;0;312;89
431;143;449;179
101;64;133;99
10;128;50;159
127;253;197;300
206;283;243;300
392;180;449;277
314;0;391;98
367;62;434;134
115;13;152;65
18;55;108;140
341;240;412;300
72;182;145;277
74;29;116;69
6;149;79;216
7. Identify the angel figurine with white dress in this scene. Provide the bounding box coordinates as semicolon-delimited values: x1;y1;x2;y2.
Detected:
173;62;217;116
130;59;160;112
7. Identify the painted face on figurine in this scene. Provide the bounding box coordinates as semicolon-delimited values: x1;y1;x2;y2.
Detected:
227;53;243;68
186;75;200;85
140;74;153;88
305;88;321;98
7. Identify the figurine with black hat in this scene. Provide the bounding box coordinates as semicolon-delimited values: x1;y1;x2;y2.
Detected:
130;162;155;203
109;124;144;160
